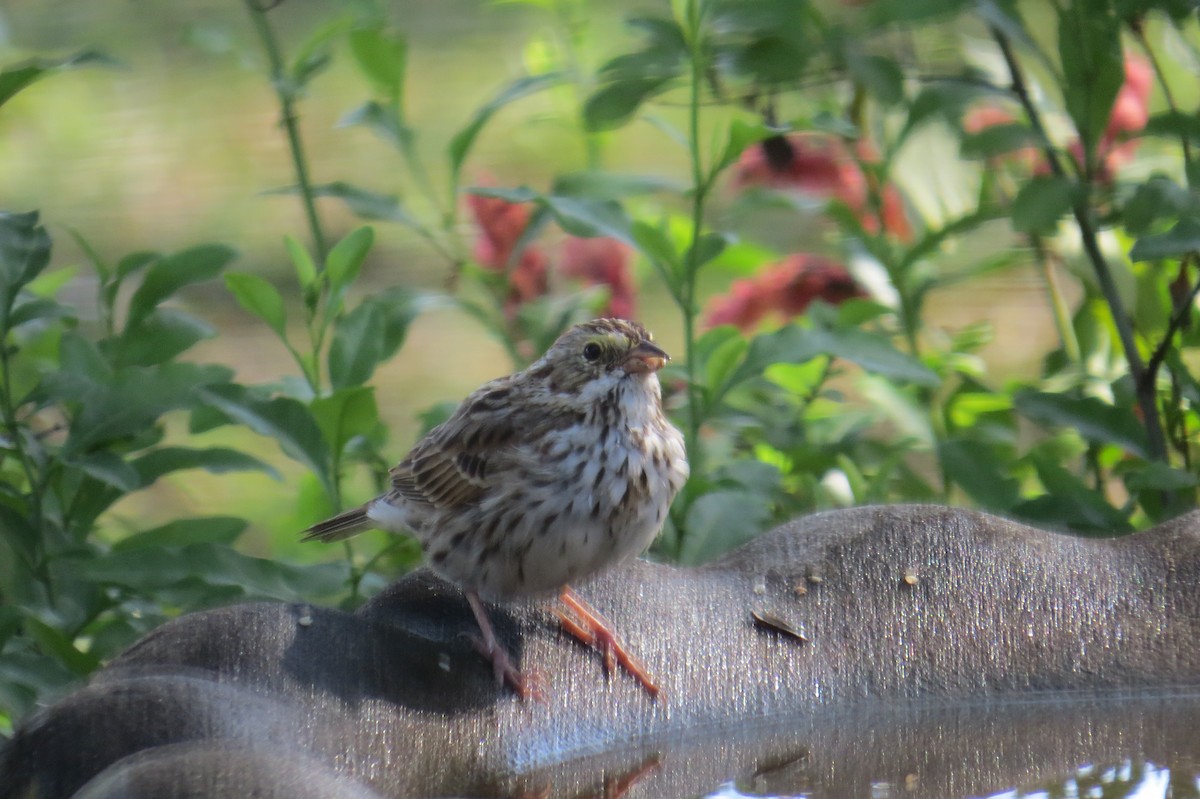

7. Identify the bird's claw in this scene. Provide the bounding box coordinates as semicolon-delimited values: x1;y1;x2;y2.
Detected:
556;590;661;700
468;633;545;702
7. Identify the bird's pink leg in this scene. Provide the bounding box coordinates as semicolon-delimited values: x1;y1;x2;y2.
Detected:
466;591;542;701
557;586;660;699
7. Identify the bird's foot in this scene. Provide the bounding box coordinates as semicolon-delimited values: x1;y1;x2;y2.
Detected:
557;586;660;700
465;590;544;702
468;633;544;701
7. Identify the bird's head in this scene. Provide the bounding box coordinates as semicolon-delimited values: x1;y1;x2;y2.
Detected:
531;318;669;395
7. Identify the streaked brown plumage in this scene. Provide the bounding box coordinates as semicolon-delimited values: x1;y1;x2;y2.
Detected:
305;318;689;698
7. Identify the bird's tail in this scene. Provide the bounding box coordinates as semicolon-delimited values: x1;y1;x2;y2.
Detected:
303;505;374;542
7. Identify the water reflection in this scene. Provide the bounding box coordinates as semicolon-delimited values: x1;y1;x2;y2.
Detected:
701;759;1193;799
510;691;1200;799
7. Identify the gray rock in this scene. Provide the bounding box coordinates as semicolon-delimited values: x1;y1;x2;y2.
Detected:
3;505;1199;798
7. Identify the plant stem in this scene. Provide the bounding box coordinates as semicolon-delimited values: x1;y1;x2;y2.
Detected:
1145;256;1200;382
681;0;708;479
1032;235;1082;363
992;26;1168;463
244;0;330;263
0;345;42;531
1132;22;1192;167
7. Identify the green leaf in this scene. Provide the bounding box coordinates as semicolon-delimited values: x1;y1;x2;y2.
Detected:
0;606;21;652
308;182;416;226
45;358;233;454
543;196;635;244
939;438;1020;509
959;122;1037;159
1058;0;1124;161
69;451;140;492
359;286;423;363
583;75;674;132
1142;110;1200;143
325;226;375;295
630;220;683;300
680;490;773;565
78;542;349;602
126;244;237;329
699;327;748;399
347;26;406;101
197;384;333;496
113;517;247;551
131;447;279;485
1124;461;1199;492
1012;176;1080;235
630;221;680;269
732;35;808;85
1129;217;1200;262
225;272;287;337
7;295;73;329
337;101;412;151
449;72;563;177
0;506;39;569
868;0;971;23
328;301;385;389
729;325;940;390
0;50;115;109
0;211;52;326
685;232;728;271
289;16;350;90
847;53;904;105
903;76;998;138
1014;389;1149;457
310;386;380;456
551;171;683;199
113;308;216;367
1015;456;1131;535
469;185;540;204
57;330;112;382
1122;176;1192;236
285;234;318;291
22;617;99;675
715;119;772;174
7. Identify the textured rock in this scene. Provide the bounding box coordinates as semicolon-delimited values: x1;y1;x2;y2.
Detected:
3;505;1199;798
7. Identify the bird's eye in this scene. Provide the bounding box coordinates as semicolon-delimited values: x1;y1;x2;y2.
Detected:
582;342;602;362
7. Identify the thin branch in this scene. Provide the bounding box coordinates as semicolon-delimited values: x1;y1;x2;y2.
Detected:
991;25;1168;463
1145;257;1200;381
1131;19;1192;166
243;0;330;262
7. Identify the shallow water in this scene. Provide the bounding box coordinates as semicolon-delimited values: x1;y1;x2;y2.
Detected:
502;690;1200;799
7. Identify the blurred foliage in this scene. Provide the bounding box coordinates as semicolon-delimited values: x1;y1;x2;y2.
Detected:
3;0;1200;735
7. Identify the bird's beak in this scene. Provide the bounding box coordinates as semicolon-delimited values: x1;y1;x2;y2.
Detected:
623;340;670;374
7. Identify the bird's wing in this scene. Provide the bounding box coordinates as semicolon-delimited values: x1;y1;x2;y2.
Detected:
389;378;523;509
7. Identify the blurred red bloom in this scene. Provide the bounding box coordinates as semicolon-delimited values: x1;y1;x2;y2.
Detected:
1086;55;1153;180
467;191;549;314
962;105;1042;173
560;236;636;319
964;55;1152;184
733;133;912;241
1108;55;1153;139
704;253;866;331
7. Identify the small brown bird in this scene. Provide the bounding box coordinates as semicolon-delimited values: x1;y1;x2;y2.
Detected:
304;318;689;699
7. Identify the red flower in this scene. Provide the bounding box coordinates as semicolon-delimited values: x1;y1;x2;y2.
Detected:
704;253;865;331
965;55;1152;184
1087;55;1153;180
467;191;549;314
733;133;912;241
1107;55;1152;139
560;236;636;319
962;105;1043;173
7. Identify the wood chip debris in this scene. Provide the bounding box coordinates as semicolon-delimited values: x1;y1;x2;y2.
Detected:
752;609;809;643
